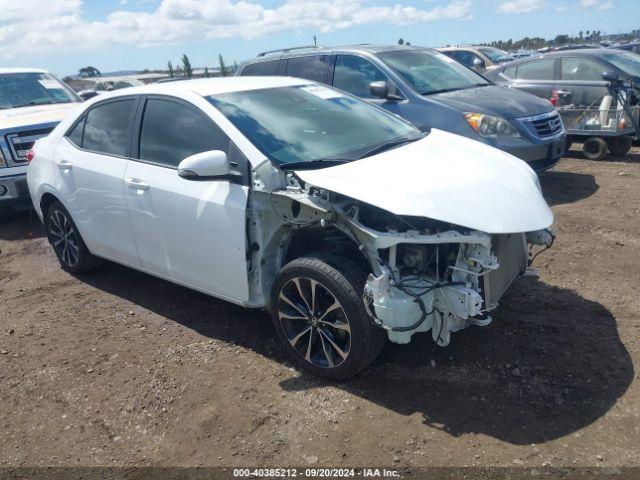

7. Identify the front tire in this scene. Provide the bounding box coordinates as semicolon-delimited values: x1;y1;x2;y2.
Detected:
45;201;102;273
582;136;608;161
271;254;386;380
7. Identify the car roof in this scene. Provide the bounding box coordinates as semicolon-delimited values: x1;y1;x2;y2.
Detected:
543;48;618;58
84;76;314;100
0;67;49;74
248;44;430;62
495;48;624;70
437;46;481;51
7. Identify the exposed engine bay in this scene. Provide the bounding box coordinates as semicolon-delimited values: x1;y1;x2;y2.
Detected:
247;162;554;346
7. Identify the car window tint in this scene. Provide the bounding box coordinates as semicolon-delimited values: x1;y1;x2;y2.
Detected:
449;50;479;68
561;57;605;81
284;56;327;82
66;116;85;147
139;98;228;168
516;59;555;80
241;61;278;76
82;99;135;156
333;55;388;98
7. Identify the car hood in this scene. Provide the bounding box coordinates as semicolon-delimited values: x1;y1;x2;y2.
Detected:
295;129;553;234
0;103;80;130
429;84;553;119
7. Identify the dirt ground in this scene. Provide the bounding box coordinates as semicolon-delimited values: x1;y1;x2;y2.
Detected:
1;146;639;473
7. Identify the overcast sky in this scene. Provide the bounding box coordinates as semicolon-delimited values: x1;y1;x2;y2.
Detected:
0;0;637;76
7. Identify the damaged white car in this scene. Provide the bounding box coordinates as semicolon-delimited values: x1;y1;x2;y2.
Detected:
27;77;554;380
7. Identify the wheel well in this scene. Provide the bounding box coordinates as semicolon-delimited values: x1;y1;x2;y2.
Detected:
40;193;59;217
283;226;371;274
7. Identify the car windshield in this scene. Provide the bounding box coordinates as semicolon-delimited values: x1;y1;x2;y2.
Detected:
477;47;514;64
208;85;421;167
377;50;489;95
0;72;79;109
600;51;640;78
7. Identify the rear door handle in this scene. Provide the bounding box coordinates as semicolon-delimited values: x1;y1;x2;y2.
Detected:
55;159;73;171
125;178;150;192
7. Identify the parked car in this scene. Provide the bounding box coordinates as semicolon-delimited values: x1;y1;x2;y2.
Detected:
237;45;566;172
486;49;640;159
27;77;554;379
0;68;81;215
437;46;514;72
77;77;144;101
609;42;640;55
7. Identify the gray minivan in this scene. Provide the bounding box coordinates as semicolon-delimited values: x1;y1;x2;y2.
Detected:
237;45;566;171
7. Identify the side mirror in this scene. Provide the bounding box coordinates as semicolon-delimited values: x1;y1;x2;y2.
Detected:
369;81;402;101
602;70;620;83
473;57;486;72
178;150;230;179
370;81;389;99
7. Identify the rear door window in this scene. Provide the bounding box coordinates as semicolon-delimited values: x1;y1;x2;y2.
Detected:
332;55;388;98
560;57;605;81
138;98;229;168
284;56;328;82
82;99;136;156
240;61;279;76
515;59;556;80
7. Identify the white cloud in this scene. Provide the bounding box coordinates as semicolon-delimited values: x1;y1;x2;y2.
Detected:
496;0;546;14
0;0;473;59
579;0;613;9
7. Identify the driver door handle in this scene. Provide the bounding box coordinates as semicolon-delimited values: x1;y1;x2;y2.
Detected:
55;159;73;171
125;178;150;191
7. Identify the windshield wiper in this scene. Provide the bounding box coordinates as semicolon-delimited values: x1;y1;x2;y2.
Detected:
281;158;350;171
355;134;425;160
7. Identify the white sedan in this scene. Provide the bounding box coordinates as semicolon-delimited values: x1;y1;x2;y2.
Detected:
27;77;553;379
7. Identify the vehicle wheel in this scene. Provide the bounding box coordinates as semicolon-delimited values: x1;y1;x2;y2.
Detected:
271;254;386;381
607;136;633;156
582;137;608;161
45;201;101;273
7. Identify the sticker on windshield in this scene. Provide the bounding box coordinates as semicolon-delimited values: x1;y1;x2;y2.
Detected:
38;79;62;90
301;85;344;99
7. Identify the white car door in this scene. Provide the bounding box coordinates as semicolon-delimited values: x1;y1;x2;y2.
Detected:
124;96;250;303
55;97;140;265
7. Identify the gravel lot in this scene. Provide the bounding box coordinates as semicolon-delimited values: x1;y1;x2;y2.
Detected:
1;146;639;472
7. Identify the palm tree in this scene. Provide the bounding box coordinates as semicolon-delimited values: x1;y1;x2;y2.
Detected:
181;54;193;78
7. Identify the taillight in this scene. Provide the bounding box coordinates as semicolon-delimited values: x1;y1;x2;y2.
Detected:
549;90;559;107
26;150;35;163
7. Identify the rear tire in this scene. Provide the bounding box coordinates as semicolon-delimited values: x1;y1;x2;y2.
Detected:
45;201;102;273
582;137;608;161
607;136;633;156
271;254;386;380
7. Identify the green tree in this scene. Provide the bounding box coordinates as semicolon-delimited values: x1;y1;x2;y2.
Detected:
167;61;174;78
181;54;193;78
398;38;404;45
218;54;228;77
78;66;101;78
204;66;210;78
